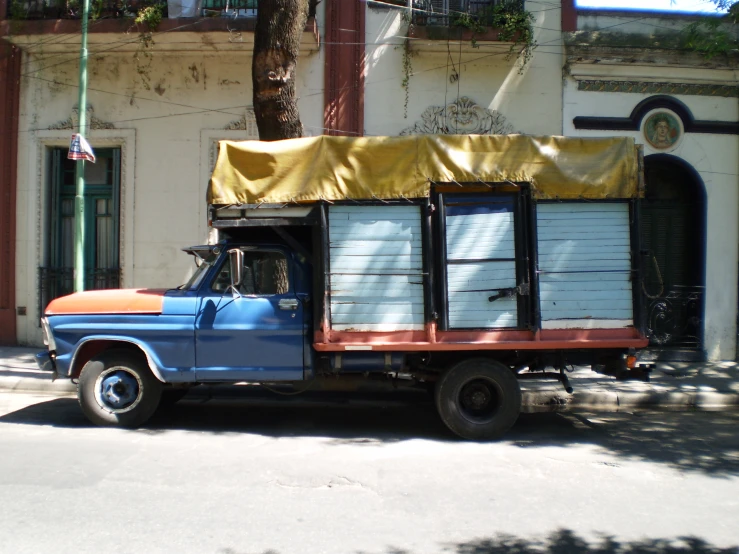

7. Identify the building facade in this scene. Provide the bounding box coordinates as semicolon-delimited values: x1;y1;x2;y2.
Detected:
1;0;737;361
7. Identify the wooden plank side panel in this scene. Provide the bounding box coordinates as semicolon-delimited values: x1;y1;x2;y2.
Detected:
328;205;424;331
537;203;633;328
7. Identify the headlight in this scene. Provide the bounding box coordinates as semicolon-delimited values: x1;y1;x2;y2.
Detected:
41;318;56;351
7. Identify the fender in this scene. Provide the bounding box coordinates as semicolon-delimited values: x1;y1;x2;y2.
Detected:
68;335;173;383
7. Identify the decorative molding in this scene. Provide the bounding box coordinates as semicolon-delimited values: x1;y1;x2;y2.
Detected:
573;95;739;136
48;105;115;130
400;97;515;136
33;129;136;324
223;108;258;133
577;80;739;98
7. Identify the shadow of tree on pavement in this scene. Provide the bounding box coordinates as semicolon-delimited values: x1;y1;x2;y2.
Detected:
360;529;738;554
510;411;739;477
447;529;738;554
2;395;739;477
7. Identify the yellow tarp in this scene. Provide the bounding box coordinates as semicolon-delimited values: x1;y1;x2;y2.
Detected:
208;134;641;205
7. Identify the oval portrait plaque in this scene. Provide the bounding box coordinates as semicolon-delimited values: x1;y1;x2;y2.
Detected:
643;110;683;151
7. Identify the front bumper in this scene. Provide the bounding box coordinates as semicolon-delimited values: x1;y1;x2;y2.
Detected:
35;351;57;376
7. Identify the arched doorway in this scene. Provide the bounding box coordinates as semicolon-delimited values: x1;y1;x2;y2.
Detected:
640;154;706;360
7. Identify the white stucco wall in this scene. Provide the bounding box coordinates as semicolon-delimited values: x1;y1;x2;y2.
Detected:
15;44;324;345
563;79;739;360
363;0;563;136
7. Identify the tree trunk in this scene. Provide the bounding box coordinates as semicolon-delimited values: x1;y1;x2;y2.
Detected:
252;0;309;141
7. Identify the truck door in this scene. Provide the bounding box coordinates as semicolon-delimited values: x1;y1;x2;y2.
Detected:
194;248;305;381
440;193;530;330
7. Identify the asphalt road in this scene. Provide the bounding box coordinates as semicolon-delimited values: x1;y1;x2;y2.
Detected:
1;390;738;554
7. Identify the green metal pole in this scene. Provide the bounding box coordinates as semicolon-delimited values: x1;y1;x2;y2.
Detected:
73;0;90;293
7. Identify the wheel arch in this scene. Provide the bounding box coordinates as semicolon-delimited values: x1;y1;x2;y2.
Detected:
69;337;166;382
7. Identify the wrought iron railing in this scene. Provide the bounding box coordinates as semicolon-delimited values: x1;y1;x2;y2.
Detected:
411;0;508;27
7;0;318;19
200;0;255;14
38;267;120;319
644;285;704;350
6;0;165;20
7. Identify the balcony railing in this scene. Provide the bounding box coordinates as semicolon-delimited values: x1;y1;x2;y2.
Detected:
6;0;317;21
38;267;120;317
411;0;510;27
6;0;162;20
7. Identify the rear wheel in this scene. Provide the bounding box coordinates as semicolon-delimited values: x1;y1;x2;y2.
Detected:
78;349;162;427
435;358;521;441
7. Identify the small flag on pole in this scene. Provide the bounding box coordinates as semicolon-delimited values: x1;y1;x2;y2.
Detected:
68;133;96;163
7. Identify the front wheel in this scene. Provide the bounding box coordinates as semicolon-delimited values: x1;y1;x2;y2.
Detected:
78;349;162;427
435;358;521;441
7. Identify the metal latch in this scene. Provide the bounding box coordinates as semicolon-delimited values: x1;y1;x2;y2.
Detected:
488;282;530;303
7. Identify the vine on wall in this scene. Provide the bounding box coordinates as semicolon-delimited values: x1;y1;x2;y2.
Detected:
450;0;537;71
680;18;739;59
400;10;415;118
132;3;164;93
400;0;537;118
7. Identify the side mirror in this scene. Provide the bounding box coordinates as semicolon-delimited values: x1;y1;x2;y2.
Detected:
228;249;244;289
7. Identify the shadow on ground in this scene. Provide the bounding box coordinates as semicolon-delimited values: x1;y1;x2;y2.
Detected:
2;392;739;476
218;529;738;554
443;529;738;554
386;529;737;554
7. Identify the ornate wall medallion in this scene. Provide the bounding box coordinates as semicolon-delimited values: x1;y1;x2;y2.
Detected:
400;97;514;136
642;109;683;152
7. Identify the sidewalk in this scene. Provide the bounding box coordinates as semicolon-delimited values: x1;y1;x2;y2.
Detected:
1;346;738;411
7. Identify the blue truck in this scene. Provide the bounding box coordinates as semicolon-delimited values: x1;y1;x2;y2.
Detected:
37;134;649;440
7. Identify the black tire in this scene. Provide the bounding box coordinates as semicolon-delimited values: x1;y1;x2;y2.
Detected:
435;358;521;441
78;349;163;428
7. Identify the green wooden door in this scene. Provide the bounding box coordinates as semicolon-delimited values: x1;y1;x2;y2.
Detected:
42;148;121;306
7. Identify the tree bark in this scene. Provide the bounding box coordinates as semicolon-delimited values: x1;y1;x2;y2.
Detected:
252;0;309;141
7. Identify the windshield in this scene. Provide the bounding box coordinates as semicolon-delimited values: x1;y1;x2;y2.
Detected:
179;250;219;290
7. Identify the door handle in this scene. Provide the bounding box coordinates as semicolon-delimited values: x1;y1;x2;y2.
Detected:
278;298;299;311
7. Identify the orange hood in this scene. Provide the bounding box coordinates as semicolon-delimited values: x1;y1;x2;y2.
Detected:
45;289;167;316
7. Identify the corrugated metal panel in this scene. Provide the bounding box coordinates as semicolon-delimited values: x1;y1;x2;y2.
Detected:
537;203;633;328
329;206;424;331
446;205;517;329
